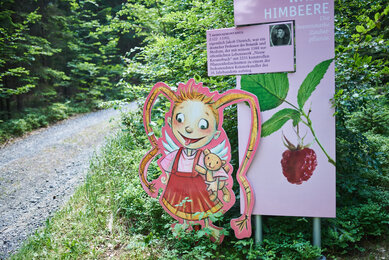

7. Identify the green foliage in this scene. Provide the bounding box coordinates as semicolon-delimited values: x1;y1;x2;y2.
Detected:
0;0;63;105
231;237;322;260
120;0;236;90
0;0;144;142
241;73;289;111
331;0;389;255
261;108;300;137
324;203;389;254
0;0;140;139
164;213;229;259
65;0;127;103
0;101;92;143
346;97;389;136
297;59;334;109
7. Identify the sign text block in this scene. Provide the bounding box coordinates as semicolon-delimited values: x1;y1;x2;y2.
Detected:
207;23;294;76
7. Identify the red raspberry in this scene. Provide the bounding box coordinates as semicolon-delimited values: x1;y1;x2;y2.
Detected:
281;148;317;184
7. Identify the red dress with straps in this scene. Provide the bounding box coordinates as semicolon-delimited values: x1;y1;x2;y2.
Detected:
162;148;223;221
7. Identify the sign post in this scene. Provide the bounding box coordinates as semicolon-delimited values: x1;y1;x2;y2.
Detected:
313;217;321;248
255;215;263;244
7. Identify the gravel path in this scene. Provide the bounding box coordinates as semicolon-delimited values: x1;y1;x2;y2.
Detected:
0;103;136;259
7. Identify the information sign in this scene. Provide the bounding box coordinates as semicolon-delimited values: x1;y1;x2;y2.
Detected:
235;0;336;218
207;22;295;76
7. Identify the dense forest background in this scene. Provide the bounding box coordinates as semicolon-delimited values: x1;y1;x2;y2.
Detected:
0;0;141;141
2;0;389;258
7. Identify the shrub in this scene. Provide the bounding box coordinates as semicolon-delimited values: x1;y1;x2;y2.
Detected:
7;119;30;136
46;103;69;122
0;101;95;144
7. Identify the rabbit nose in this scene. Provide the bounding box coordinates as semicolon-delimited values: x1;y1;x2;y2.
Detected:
185;126;193;133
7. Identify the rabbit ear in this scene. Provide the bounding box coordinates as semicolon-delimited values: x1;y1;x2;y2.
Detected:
222;160;226;166
140;82;179;198
143;82;178;147
204;149;211;155
213;89;261;240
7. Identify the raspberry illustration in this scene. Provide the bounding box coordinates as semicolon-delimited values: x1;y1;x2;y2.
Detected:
281;135;317;184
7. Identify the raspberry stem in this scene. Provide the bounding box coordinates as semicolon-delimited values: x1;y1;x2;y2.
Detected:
301;110;336;166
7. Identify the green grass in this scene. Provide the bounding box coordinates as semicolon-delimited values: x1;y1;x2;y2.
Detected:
11;129;168;259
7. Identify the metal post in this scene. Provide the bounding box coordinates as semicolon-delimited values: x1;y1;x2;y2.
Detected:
313;217;321;248
255;215;263;244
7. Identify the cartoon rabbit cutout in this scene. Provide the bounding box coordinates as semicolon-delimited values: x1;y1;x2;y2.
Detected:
139;79;261;242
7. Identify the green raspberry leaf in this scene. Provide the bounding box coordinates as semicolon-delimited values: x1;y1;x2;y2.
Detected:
241;73;289;111
261;108;301;137
297;59;333;109
356;25;366;33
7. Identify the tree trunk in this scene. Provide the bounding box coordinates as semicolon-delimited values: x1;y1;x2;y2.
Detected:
16;94;23;111
0;98;4;120
4;77;11;119
6;98;11;119
63;86;68;98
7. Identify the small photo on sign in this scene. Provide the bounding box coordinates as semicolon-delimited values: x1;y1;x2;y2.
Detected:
270;23;292;47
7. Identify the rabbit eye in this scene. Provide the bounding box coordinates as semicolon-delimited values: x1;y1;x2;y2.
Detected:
176;113;185;123
198;119;209;130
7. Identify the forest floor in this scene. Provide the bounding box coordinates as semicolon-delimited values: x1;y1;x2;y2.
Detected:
0;104;135;259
